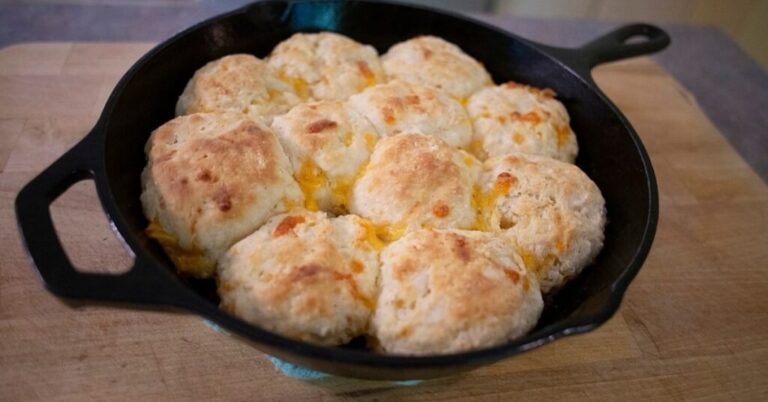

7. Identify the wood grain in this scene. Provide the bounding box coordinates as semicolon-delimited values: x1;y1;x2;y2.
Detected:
1;43;767;401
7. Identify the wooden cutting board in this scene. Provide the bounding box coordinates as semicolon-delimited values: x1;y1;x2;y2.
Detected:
1;43;766;401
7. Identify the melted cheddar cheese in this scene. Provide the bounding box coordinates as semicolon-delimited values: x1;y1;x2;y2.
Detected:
363;132;377;151
296;160;326;211
519;248;559;275
146;220;214;278
556;125;571;147
357;218;407;249
459;149;478;168
358;219;386;251
329;177;353;213
277;72;310;99
342;131;354;147
363;73;377;89
471;178;513;231
375;222;407;243
469;138;485;158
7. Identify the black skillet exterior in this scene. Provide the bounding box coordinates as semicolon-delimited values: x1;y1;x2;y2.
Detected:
15;0;667;380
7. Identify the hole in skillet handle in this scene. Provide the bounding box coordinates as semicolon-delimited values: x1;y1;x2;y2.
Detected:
623;34;650;45
15;129;189;308
50;179;134;275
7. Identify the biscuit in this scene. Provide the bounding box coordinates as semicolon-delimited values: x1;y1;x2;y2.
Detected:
268;32;385;101
372;229;543;355
141;112;303;277
349;133;480;241
347;80;472;149
218;210;381;345
477;152;606;293
176;54;300;123
467;82;578;162
382;36;492;100
271;100;378;213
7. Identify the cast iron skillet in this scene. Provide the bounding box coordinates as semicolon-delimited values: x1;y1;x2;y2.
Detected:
15;0;667;380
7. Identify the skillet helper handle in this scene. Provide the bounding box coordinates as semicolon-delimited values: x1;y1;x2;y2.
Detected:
15;130;184;307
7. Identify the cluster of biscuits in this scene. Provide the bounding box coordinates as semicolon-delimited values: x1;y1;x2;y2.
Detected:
141;32;606;355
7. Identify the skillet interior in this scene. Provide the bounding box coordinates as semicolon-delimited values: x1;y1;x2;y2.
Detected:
96;0;656;378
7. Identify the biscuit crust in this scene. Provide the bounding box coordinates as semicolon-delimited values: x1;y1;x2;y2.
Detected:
141;112;303;277
348;80;472;149
176;54;300;123
271;100;378;213
268;32;385;101
218;210;381;345
467;82;578;162
382;35;492;100
478;152;606;293
372;229;543;355
349;133;480;240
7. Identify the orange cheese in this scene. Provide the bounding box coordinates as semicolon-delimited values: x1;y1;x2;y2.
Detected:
145;220;214;278
296;160;326;211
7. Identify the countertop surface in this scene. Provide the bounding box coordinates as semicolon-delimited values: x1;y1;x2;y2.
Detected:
1;43;767;401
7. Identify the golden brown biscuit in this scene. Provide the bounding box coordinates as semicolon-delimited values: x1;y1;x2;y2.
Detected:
372;229;543;355
347;80;472;149
268;32;385;100
176;54;300;123
349;133;480;241
477;152;606;293
382;36;492;100
467;82;578;162
141;112;304;278
271;100;378;213
218;210;381;345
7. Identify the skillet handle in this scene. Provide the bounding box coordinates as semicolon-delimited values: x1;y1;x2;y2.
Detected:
15;129;191;307
579;23;670;67
545;23;670;76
